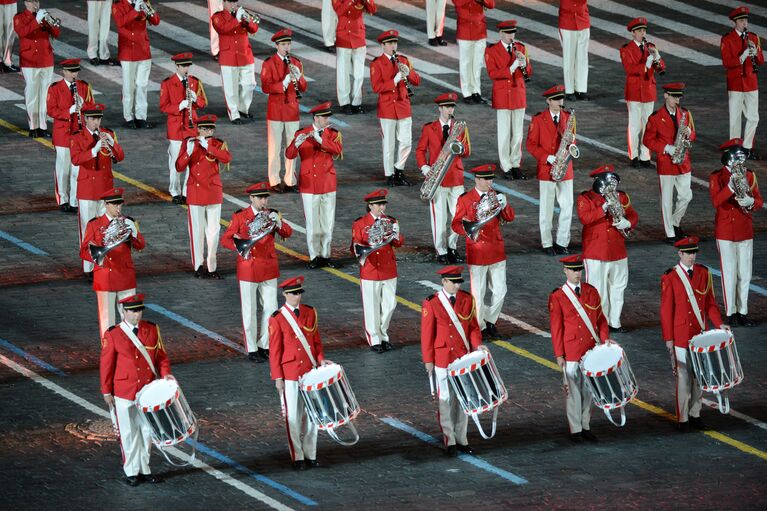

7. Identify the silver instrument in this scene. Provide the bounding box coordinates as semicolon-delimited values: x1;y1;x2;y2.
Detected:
89;217;132;266
463;189;503;241
285;53;302;100
550;110;579;181
237;7;260;24
511;41;530;82
642;37;665;75
420;118;466;201
670;109;692;165
41;11;62;28
353;216;398;264
593;172;631;238
233;210;277;259
95;128;117;162
728;149;754;211
392;51;414;98
70;82;83;128
295;123;336;147
139;0;156;17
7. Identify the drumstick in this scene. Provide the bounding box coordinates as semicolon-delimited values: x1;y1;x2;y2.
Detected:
429;371;435;400
109;405;118;432
561;367;569;396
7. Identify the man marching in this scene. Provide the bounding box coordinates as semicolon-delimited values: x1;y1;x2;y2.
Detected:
334;0;376;115
559;0;590;101
87;0;114;66
453;0;494;105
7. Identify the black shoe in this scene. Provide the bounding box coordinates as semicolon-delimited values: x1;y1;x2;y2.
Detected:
386;175;398;187
581;430;598;442
543;246;557;256
689;417;707;430
394;168;411;186
232;118;244;125
135;119;154;129
212;54;219;62
674;226;687;239
292;460;305;471
727;314;741;327
382;341;394;351
207;270;223;280
84;271;93;282
2;63;20;72
371;344;385;353
630;158;640;168
472;93;488;104
172;195;182;204
305;459;320;468
180;196;187;205
639;160;655;169
664;236;677;244
248;352;263;362
609;325;628;333
341;104;354;115
125;476;141;486
307;257;321;269
738;313;755;327
446;445;458;457
100;59;117;66
59;203;71;213
28;128;39;138
324;258;338;269
139;473;161;483
747;149;760;161
569;432;583;443
676;421;690;433
448;249;464;263
437;254;450;264
485;322;499;338
194;265;207;278
457;444;474;454
270;183;285;194
565;93;576;102
325;45;336;54
437;37;447;46
124;120;137;129
257;348;270;360
502;170;513;180
284;185;298;193
428;38;439;46
462;95;476;104
351;105;366;114
39;129;51;137
69;206;78;214
239;111;252;119
511;167;527;180
90;57;100;66
553;244;569;255
575;92;591;101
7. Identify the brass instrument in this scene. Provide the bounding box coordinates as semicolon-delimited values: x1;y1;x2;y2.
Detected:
41;11;62;28
295;122;336;146
463;189;503;241
744;29;759;74
550;110;579;182
183;76;194;130
670;109;692;165
392;51;414;98
285;53;302;100
233;210;278;259
728;150;754;212
593;172;631;238
95;128;117;163
511;41;530;82
642;37;665;75
353;216;398;264
139;0;156;17
241;7;261;24
89;217;132;266
420;119;466;201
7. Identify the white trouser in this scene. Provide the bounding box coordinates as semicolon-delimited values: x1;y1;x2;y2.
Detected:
584;257;628;328
114;396;153;477
267;120;299;186
282;380;318;461
87;0;112;60
539;179;573;248
434;367;468;447
301;192;335;260
717;238;753;316
425;0;447;39
560;28;589;94
658;173;692;238
336;46;365;106
79;199;105;273
96;288;135;337
168;140;187;197
120;59;151;121
380;117;412;176
626;100;653;161
1;3;17;66
220;64;255;120
430;185;462;255
564;361;592;433
674;347;702;423
469;260;507;328
360;277;397;346
321;0;337;47
208;0;223;56
21;66;53;130
239;278;278;352
188;204;221;272
497;108;526;170
54;146;79;207
728;90;759;149
457;38;486;98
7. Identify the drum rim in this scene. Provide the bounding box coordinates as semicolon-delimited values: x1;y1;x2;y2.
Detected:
689;329;733;351
299;363;344;389
580;344;625;376
447;350;491;375
136;379;181;411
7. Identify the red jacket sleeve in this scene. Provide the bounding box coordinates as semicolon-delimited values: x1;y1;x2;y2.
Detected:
721;34;744;71
268;315;284;380
100;329;117;395
577;192;606;226
500;204;515;222
415;124;430;168
467;296;483;349
221;210;243;251
285;130;300;159
420;298;436;364
660;273;674;342
451;195;469;236
320;128;343;155
154;325;171;377
525;116;548;162
310;309;325;363
549;293;565;358
642;113;665;155
79;219;98;262
704;271;724;329
175;138;193;172
130;227;146;251
206;140;232;164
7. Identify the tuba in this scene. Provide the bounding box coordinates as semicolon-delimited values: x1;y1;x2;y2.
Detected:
550;110;579;181
670;110;692;165
233;210;277;259
353;216;397;264
89;217;132;266
462;189;503;241
593;172;631;238
420;119;466;201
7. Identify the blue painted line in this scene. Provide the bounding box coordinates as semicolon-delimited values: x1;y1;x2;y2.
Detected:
0;230;48;256
0;338;66;377
463;172;560;213
708;267;767;298
380;416;528;485
145;304;246;354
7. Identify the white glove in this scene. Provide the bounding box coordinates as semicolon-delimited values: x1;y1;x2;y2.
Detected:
102;132;114;145
282;74;292;89
133;0;144;12
268;211;282;227
653;50;662;61
510;60;520;73
645;55;654;68
125;218;138;238
35;10;47;23
421;165;431;176
188;90;197;102
546;155;556;165
290;64;301;77
393;72;403;84
91;144;100;157
613;218;631;230
178;99;190;111
737;196;755;208
602;202;609;213
664;144;675;155
198;136;208;149
740;50;749;64
69;104;78;114
294;133;307;147
236;6;246;21
497;194;507;208
313;130;323;143
186;139;195;155
392;221;400;239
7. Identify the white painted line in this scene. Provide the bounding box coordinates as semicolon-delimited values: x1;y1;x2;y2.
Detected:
702;398;767;431
645;0;767;36
705;0;767;21
0;85;23;102
222;193;307;234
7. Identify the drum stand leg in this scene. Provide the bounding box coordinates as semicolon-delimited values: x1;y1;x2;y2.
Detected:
470;407;499;440
326;421;360;446
603;407;627;427
714;390;731;415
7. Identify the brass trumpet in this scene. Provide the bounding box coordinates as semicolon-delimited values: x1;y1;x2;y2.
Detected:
642;37;665;75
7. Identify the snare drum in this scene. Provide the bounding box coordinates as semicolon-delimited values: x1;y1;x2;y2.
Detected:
688;329;744;414
580;342;638;427
447;349;507;439
299;363;360;446
135;378;197;448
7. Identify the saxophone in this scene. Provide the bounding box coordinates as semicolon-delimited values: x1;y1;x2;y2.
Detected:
594;173;631;238
89;217;132;266
233;209;278;259
550;110;579;181
730;155;754;211
354;216;398;264
420;119;466;201
462;189;503;241
670;110;692;165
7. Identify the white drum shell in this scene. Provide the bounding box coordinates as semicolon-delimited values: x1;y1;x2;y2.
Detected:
135;379;197;447
688;329;744;392
580;343;638;411
446;350;507;416
299;364;360;430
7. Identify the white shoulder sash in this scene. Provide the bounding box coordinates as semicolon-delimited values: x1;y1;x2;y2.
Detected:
562;285;602;345
674;265;705;330
437;291;470;352
280;306;318;368
120;322;158;379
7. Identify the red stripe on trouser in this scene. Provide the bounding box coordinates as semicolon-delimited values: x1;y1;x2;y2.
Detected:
430;199;439;250
281;389;297;462
187;207;196;268
716;240;730;314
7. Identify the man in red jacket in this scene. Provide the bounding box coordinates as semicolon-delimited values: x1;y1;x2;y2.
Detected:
577;166;639;333
261;29;308;193
100;293;172;486
721;6;764;159
453;0;494;104
643;82;696;243
661;237;730;431
334;0;375;114
87;0;115;66
710;139;763;327
81;188;146;336
352;189;404;352
321;0;337;52
421;265;484;456
0;0;19;73
559;0;590;101
222;183;293;361
451;164;514;338
620;17;665;168
549;254;608;442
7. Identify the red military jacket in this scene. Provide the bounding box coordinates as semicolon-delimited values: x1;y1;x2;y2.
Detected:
709;166;763;242
211;10;258;66
721;29;764;93
453;0;495;41
526;109;575;181
485;40;531;110
451;188;515;266
80;214;146;291
269;304;325;381
370;53;421;120
416;119;471;188
642;106;696;175
100;320;171;401
558;0;590;31
620;40;665;103
661;264;724;347
46;79;94;148
334;0;376;50
577;189;639;261
175;137;231;206
285;126;343;194
260;53;308;122
351;213;404;281
13;9;60;68
421;289;483;368
221;206;293;283
550;282;608;361
159;74;207;141
112;0;160;62
71;127;125;200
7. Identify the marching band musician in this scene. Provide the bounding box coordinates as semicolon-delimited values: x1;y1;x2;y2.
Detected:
0;0;19;73
86;0;115;66
577;166;639;334
207;0;223;60
261;29;307;194
453;0;494;105
222;183;293;362
549;254;608;443
176;114;231;279
421;265;484;456
485;19;532;181
321;0;337;53
416;92;470;265
14;0;61;138
451;164;514;339
352;189;404;353
100;293;171;486
371;29;422;187
269;276;331;470
661;237;730;432
112;0;160;129
46;58;94;213
710;139;763;327
620;17;665;169
642;82;696;243
80;188;146;336
334;0;376;115
525;85;575;256
425;0;447;47
285;101;343;270
558;0;590;101
212;0;259;124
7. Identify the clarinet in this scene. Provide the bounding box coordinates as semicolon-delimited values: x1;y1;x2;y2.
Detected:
744;29;759;74
512;41;530;82
392;51;414;98
183;77;194;130
70;82;83;128
285;53;302;100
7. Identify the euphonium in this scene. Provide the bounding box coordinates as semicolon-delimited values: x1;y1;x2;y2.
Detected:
89;217;132;266
670;110;692;165
233;209;277;259
550;110;579;181
420;119;466;201
593;172;631;238
462;189;503;241
353;216;397;264
729;151;754;212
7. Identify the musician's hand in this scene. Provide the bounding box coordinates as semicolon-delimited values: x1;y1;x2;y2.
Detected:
125;218;138;237
510;60;520;73
268;211;282;228
613;218;631;230
102;132;114;146
35;9;47;23
103;393;115;409
179;99;190;111
290;64;301;77
312;130;323;143
198;136;209;149
645;55;654;68
421;165;431;176
165;374;177;382
737;196;755;209
720;324;732;333
320;359;333;366
546;155;556;165
740;50;750;64
69;104;78;114
186;139;195;154
424;362;434;374
556;356;566;369
497;194;507;208
477;344;489;353
666;341;677;377
400;65;410;78
235;6;246;21
294;134;307;147
275;379;285;392
282;74;292;89
393;72;403;84
684;126;692;136
188;90;197;102
133;0;144;12
664;144;675;155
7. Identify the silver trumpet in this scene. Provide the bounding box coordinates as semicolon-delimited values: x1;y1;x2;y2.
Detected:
241;7;261;24
89;217;132;266
233;210;277;259
139;0;156;17
462;189;503;241
41;11;62;28
353;216;398;264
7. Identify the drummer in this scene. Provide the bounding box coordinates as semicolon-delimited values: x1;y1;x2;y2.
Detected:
548;255;609;443
269;276;333;470
100;293;173;486
421;265;485;456
661;236;730;432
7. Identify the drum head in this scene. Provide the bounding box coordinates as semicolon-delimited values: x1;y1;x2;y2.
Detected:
300;363;343;389
448;350;488;374
136;379;178;410
582;344;623;374
690;329;731;350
